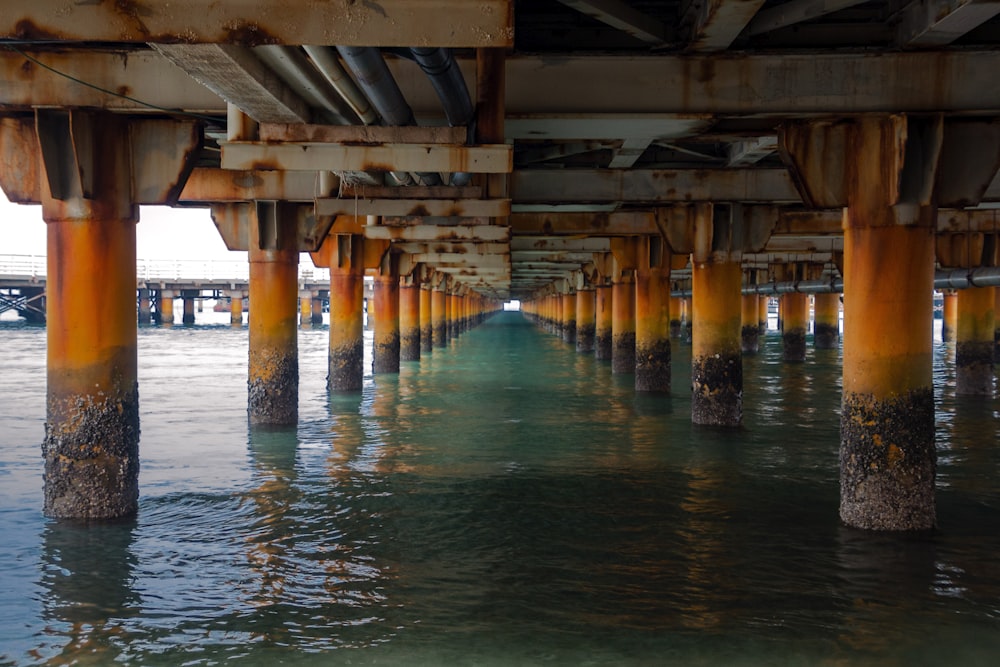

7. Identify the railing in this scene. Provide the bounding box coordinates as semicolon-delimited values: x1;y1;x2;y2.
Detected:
0;255;331;283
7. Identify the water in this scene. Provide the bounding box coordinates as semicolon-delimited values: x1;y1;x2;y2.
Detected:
1;313;999;666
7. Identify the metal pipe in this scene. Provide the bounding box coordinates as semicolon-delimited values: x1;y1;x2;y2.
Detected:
302;45;379;126
254;46;359;124
410;47;474;186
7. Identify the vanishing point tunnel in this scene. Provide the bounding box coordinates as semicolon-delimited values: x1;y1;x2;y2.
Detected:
2;1;1000;532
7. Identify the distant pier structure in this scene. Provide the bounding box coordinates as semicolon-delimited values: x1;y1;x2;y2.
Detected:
2;1;1000;529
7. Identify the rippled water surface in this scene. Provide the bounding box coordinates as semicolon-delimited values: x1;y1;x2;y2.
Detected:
1;312;999;666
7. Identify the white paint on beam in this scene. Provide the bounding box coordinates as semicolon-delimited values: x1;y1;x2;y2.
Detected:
608;137;653;169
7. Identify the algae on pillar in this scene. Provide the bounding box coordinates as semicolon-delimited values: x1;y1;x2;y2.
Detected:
956;286;995;395
594;283;612;360
420;285;433;354
741;293;759;354
562;290;577;344
372;265;401;374
635;262;671;392
692;260;743;425
781;292;808;362
611;275;636;374
432;285;447;348
324;233;366;391
576;288;596;353
814;293;840;349
400;281;421;362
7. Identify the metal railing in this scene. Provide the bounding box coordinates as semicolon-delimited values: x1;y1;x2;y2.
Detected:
0;255;331;283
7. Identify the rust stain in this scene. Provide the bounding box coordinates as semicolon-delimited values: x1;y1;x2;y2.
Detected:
408;205;431;217
13;20;62;40
222;22;281;47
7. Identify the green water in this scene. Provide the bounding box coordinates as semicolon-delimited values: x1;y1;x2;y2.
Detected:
1;312;999;665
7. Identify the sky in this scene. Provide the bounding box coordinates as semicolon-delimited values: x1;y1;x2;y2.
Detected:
1;191;246;262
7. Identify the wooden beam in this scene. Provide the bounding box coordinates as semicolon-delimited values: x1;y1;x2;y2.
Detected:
0;1;514;47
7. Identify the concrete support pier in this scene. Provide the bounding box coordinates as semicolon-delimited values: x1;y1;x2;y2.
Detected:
400;282;421;362
669;296;682;338
311;297;323;325
995;287;1000;362
814;293;840;349
741;294;759;354
432;287;447;348
691;260;742;426
943;291;957;342
373;273;401;374
956;286;995;394
299;294;313;326
328;236;365;392
576;288;595;353
35;112;140;519
611;275;636;374
230;291;244;325
782;293;808;362
420;286;433;354
562;291;577;344
758;296;769;335
595;284;612;360
138;288;151;325
182;292;196;325
160;289;175;326
635;266;670;392
248;206;298;426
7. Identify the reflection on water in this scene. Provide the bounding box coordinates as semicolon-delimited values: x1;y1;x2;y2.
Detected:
0;314;999;665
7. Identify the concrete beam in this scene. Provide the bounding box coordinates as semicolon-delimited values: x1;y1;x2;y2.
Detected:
259;123;468;145
316;198;510;219
510;237;612;251
0;1;514;47
221;142;512;174
511;169;801;204
510;211;658;236
728;136;778;166
897;0;1000;47
363;225;510;242
686;0;768;52
747;0;869;36
554;0;668;44
178;168;329;203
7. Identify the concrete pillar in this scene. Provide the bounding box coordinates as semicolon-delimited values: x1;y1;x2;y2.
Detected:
182;291;196;325
160;289;175;326
230;292;244;325
669;296;682;338
942;291;957;342
39;111;139;519
562;292;577;344
432;287;447;348
758;296;769;335
400;282;421;362
814;293;840;349
576;288;596;353
782;293;808;362
328;270;364;391
595;284;612;359
956;286;995;394
137;288;151;325
682;297;693;342
248;208;298;426
995;287;1000;363
420;286;433;354
611;275;636;374
741;293;759;354
692;260;742;426
299;294;312;326
311;297;323;325
635;267;670;392
372;273;400;374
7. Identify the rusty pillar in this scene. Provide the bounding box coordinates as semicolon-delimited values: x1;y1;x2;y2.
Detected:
692;261;742;426
995;287;1000;363
311;297;324;325
683;297;693;342
299;294;312;326
758;296;769;335
576;288;595;353
400;283;421;362
248;209;299;426
595;285;612;359
182;291;196;325
373;273;401;374
230;295;244;325
956;286;995;395
432;287;447;348
942;291;958;342
612;276;636;374
42;152;139;518
741;294;759;355
328;270;364;391
635;267;670;392
669;296;682;338
448;292;458;341
562;292;577;344
137;288;151;325
160;290;174;326
420;286;433;354
814;293;840;349
782;293;808;362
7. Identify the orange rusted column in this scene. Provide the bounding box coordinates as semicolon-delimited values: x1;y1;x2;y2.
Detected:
692;261;742;426
741;293;759;354
400;282;421;362
182;291;196;325
372;273;400;373
814;292;840;349
299;294;312;326
311;297;324;325
669;295;682;338
995;287;1000;362
942;291;958;342
956;286;995;394
635;267;670;392
562;292;577;344
138;288;151;325
248;221;299;426
758;296;769;335
328;269;364;391
44;197;139;518
576;288;596;353
420;285;433;354
595;284;613;359
781;293;808;362
612;275;636;374
432;287;447;348
160;289;174;326
230;291;244;325
682;296;693;342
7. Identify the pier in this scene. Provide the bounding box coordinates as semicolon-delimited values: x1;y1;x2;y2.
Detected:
2;1;1000;530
